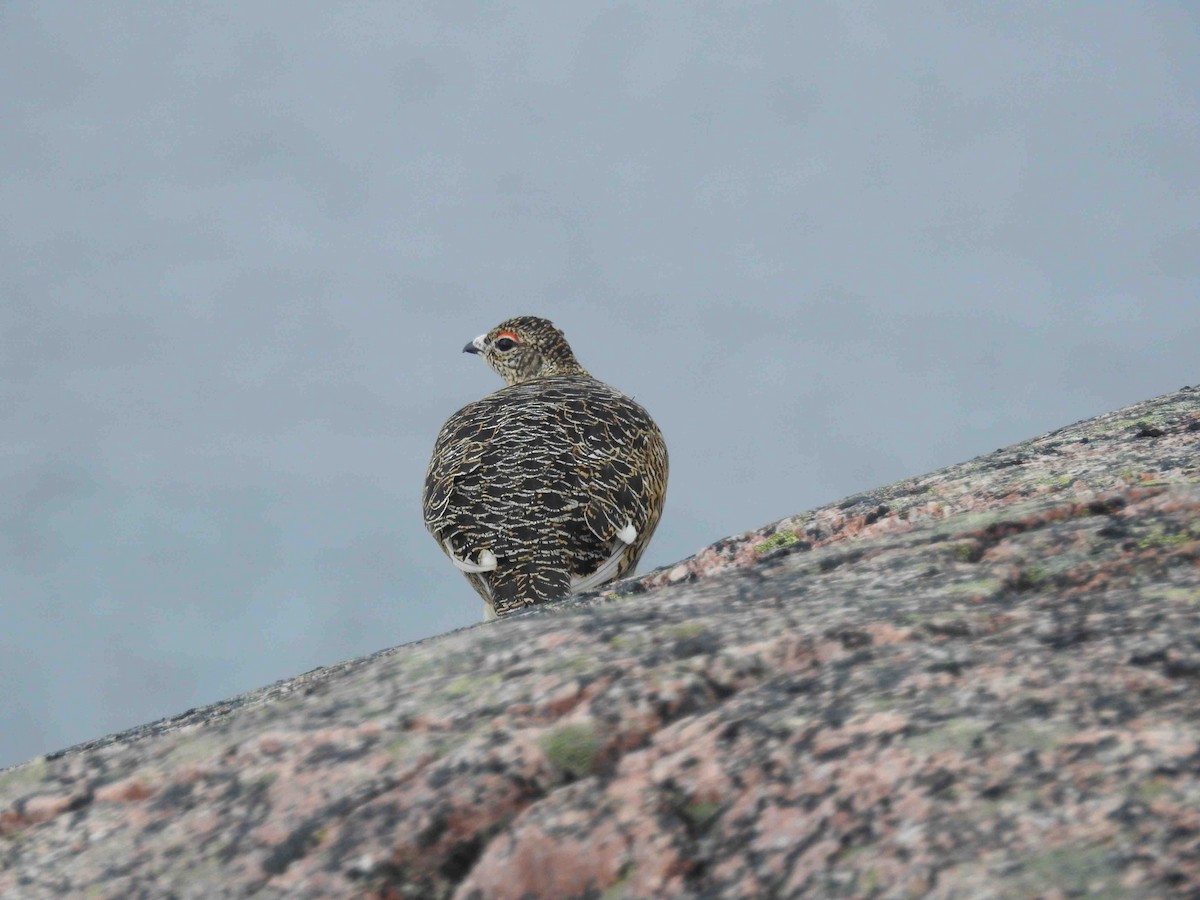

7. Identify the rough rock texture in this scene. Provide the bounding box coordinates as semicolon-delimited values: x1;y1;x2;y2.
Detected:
2;386;1199;898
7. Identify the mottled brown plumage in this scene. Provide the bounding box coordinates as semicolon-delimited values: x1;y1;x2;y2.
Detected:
423;317;668;617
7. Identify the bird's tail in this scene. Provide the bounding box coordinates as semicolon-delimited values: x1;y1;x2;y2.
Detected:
489;559;572;616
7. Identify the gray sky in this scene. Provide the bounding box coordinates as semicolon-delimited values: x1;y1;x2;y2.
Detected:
2;2;1197;768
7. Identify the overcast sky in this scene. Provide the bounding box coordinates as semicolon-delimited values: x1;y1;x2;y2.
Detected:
1;2;1197;769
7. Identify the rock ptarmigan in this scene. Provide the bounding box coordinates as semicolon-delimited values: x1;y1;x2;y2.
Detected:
423;316;668;619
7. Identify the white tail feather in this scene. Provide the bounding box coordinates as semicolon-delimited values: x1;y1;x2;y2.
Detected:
445;541;498;574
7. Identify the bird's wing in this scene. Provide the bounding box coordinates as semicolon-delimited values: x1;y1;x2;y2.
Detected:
557;384;668;565
423;409;496;557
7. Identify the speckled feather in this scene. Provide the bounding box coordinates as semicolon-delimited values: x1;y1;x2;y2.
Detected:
423;317;668;616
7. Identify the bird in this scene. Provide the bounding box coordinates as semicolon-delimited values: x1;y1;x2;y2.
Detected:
423;316;669;619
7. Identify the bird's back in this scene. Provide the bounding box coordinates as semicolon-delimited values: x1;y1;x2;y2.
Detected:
423;375;668;613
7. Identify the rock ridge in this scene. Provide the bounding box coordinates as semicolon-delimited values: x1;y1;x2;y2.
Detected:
1;385;1198;898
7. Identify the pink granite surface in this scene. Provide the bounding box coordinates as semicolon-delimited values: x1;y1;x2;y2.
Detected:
2;386;1198;898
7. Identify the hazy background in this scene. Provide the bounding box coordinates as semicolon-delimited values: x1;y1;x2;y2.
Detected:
2;3;1197;768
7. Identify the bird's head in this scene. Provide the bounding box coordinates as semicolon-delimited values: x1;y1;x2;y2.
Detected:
463;316;589;386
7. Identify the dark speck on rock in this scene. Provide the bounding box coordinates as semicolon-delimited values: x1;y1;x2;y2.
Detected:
1128;646;1169;667
838;494;874;509
1096;521;1129;540
417;813;448;847
920;768;958;796
150;782;196;812
261;821;326;877
717;720;743;743
1088;496;1126;516
439;836;485;882
1107;799;1151;827
611;580;648;597
672;631;720;659
1019;699;1057;718
1091;694;1140;723
823;706;851;728
831;629;872;649
1165;656;1200;679
926;657;969;676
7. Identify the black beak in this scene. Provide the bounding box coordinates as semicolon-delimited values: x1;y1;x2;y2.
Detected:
463;341;481;354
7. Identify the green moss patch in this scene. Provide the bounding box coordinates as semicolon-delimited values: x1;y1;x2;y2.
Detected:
540;723;601;779
755;530;801;554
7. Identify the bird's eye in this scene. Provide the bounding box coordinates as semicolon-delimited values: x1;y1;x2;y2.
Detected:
493;332;519;352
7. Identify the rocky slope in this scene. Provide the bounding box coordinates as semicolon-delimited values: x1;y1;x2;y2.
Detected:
2;386;1198;898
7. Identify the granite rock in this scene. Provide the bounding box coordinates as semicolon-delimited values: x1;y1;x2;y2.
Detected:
2;386;1199;898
